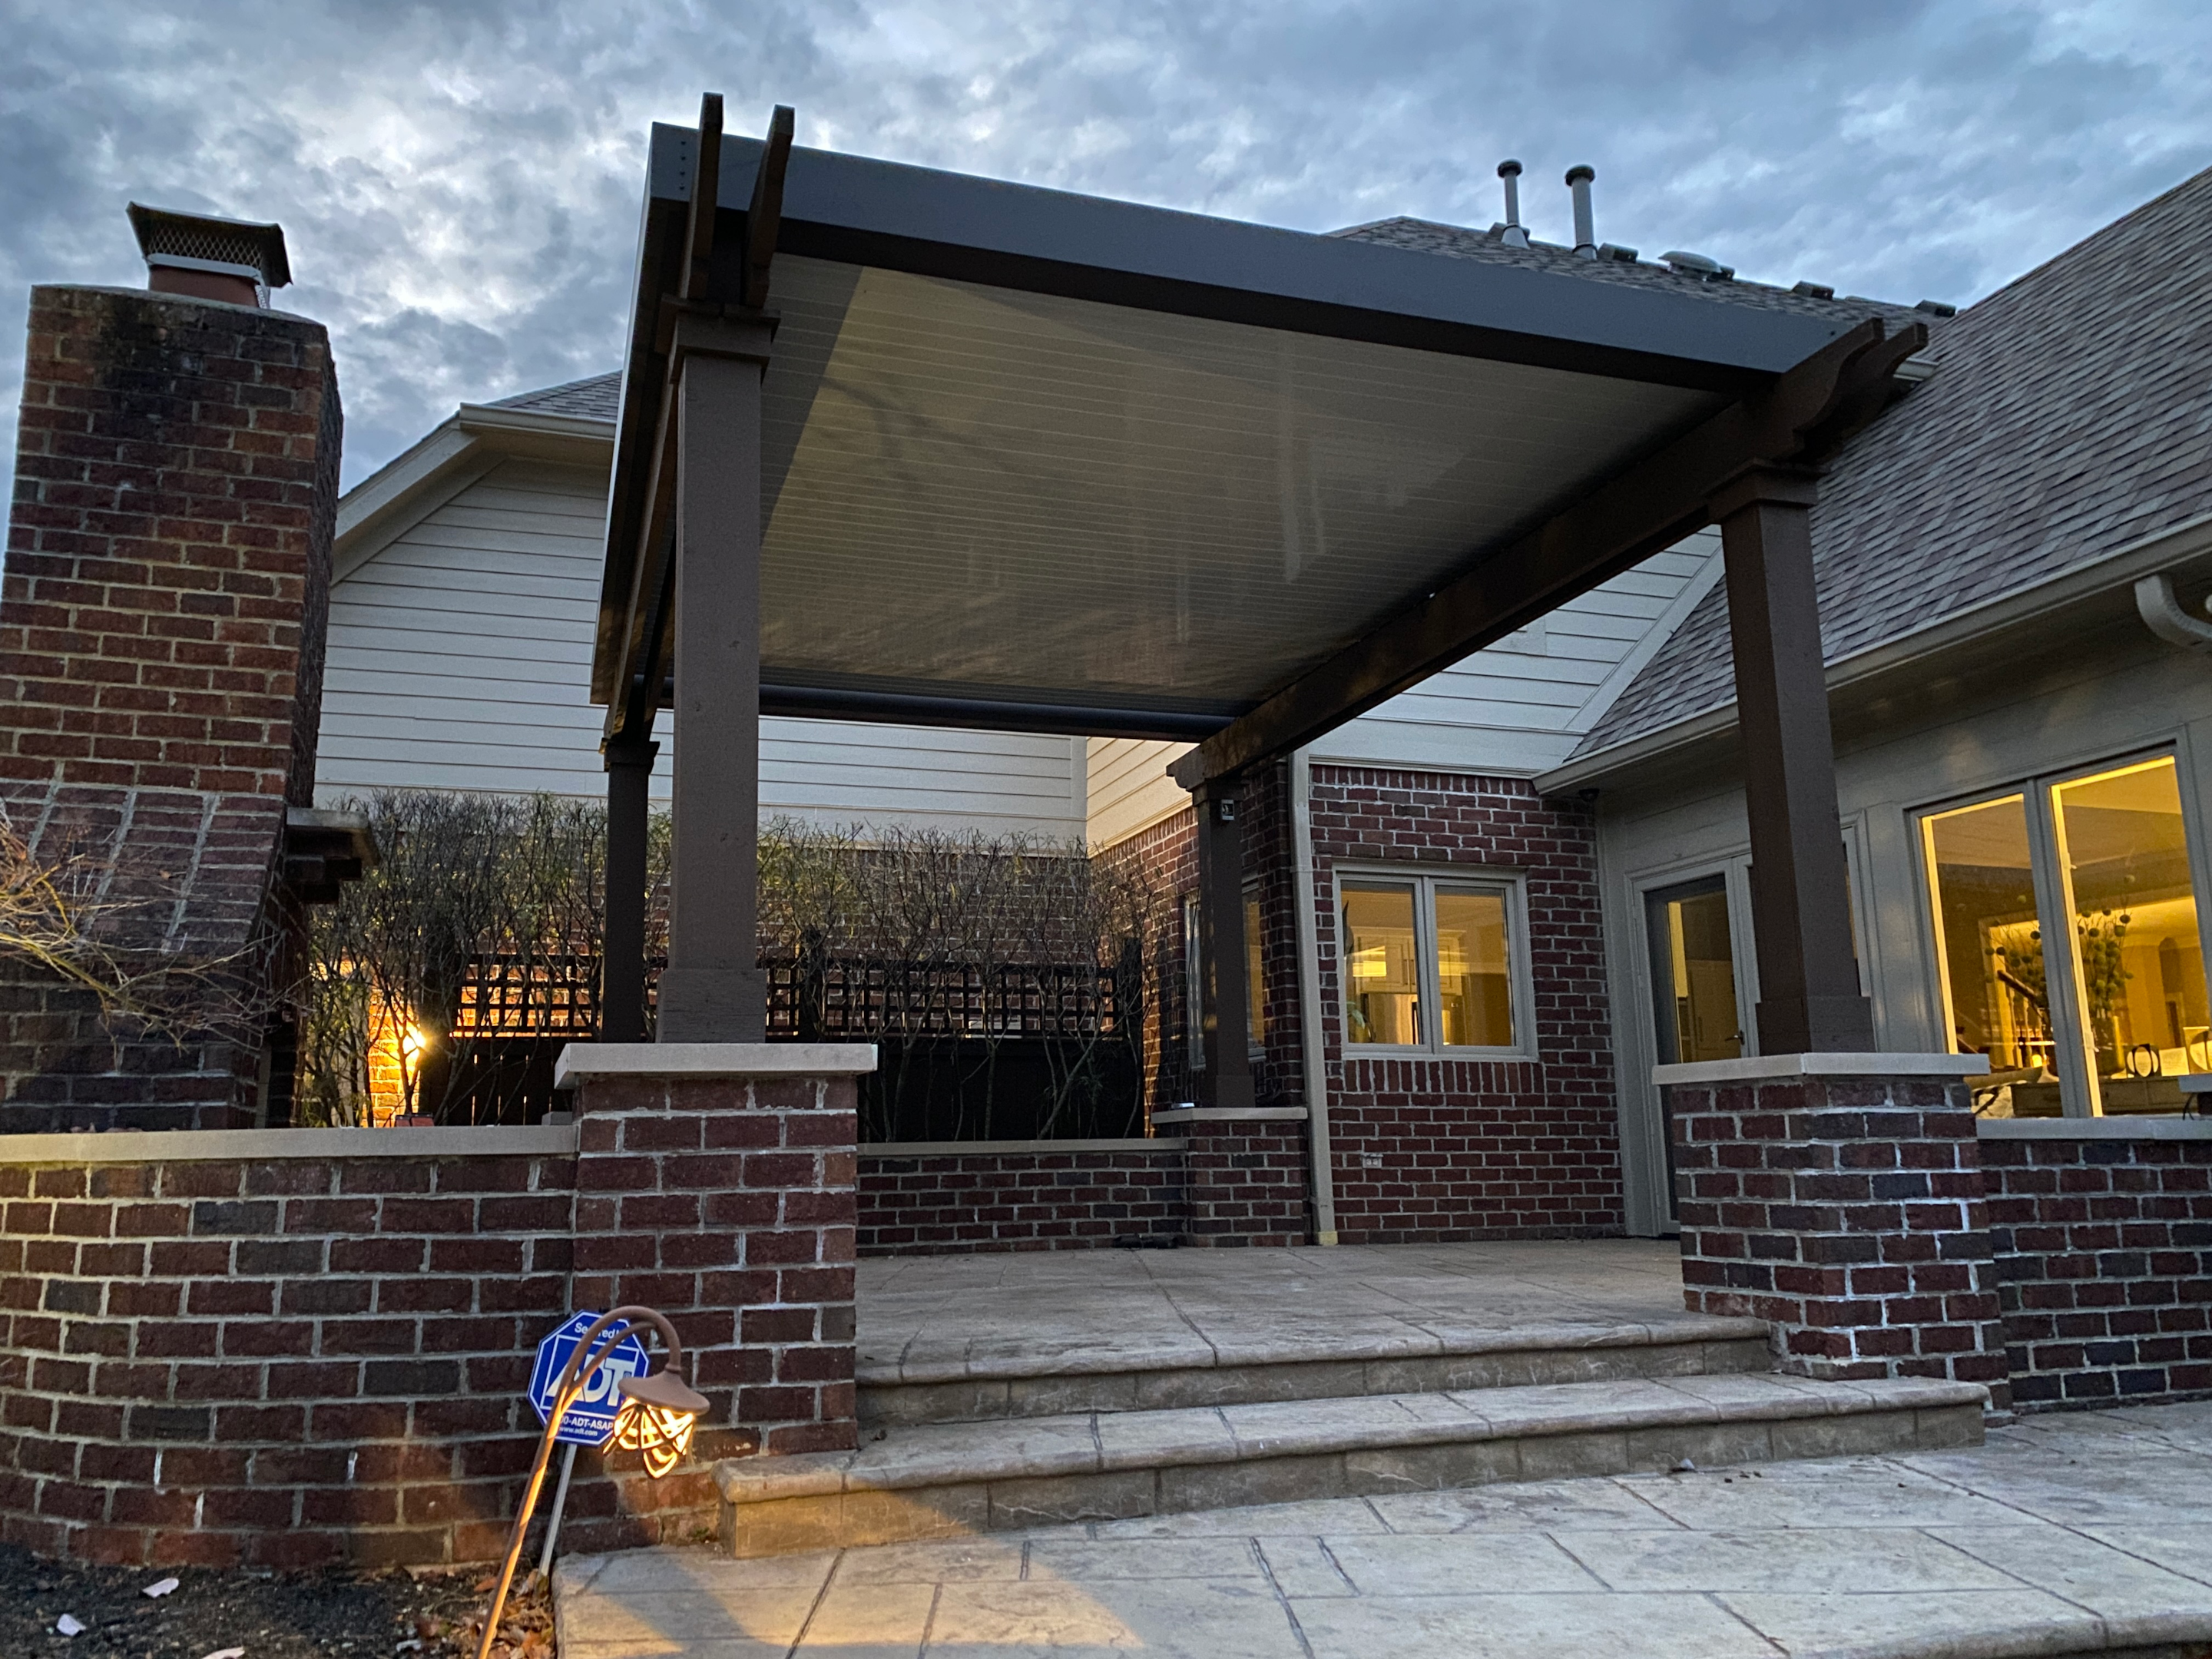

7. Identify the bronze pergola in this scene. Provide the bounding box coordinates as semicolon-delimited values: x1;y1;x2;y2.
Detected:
591;97;1921;1098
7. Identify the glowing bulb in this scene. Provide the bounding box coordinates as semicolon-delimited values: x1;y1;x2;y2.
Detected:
613;1397;699;1479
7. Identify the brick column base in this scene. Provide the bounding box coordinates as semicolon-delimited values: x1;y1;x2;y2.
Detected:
1158;1108;1312;1247
1663;1056;2009;1412
558;1044;876;1473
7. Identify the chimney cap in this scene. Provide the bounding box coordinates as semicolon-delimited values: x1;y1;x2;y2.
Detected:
127;203;291;290
1497;158;1523;178
1565;164;1595;186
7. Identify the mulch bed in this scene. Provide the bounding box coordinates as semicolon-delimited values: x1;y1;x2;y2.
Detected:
0;1545;556;1659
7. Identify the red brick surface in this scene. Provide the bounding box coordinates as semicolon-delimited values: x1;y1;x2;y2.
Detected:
1981;1133;2212;1409
1673;1074;2009;1407
573;1074;859;1457
1308;769;1624;1242
0;1147;631;1568
857;1145;1185;1253
1;285;342;1131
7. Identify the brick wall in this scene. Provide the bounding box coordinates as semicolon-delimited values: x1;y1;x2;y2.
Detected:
0;1131;701;1568
1180;1118;1310;1247
1310;768;1623;1242
1982;1128;2212;1409
1673;1071;2009;1409
1096;807;1200;1115
1;283;343;1131
857;1142;1186;1254
570;1067;858;1457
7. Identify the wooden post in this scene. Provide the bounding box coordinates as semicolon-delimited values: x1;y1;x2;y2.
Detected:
601;737;658;1042
1714;465;1873;1055
1193;780;1256;1109
656;316;773;1042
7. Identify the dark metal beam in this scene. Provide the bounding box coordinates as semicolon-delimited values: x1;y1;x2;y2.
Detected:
634;677;1233;741
655;317;775;1042
601;737;658;1043
1171;317;1926;789
654;127;1863;392
1717;468;1874;1054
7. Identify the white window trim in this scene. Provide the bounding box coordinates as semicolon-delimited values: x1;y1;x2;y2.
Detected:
1333;863;1537;1061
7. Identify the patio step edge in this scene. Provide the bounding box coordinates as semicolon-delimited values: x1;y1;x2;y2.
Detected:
720;1373;1986;1506
856;1314;1773;1389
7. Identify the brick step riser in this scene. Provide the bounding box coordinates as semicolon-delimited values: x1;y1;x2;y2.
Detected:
722;1398;1982;1558
859;1335;1775;1429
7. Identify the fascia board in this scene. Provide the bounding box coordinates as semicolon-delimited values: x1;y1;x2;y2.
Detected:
455;402;617;465
333;421;488;582
1535;508;2212;796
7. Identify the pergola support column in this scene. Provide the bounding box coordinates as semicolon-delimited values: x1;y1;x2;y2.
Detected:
1192;780;1255;1111
657;316;774;1043
1714;465;1873;1055
601;737;659;1043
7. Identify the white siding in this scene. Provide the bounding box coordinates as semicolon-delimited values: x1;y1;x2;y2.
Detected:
1315;530;1724;775
1085;737;1192;846
317;457;1088;836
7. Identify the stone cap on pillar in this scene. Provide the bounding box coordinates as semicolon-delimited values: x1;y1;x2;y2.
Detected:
1653;1052;1989;1086
554;1042;879;1088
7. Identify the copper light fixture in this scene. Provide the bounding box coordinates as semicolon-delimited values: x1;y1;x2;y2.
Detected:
476;1306;710;1659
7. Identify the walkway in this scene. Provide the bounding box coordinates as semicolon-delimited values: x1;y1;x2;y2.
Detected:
858;1240;1693;1382
556;1402;2212;1658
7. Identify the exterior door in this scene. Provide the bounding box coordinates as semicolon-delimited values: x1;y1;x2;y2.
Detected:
1644;876;1744;1223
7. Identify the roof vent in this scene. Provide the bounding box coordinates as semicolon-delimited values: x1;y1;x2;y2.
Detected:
1565;165;1597;259
1661;250;1734;280
1496;161;1529;249
1792;280;1836;300
127;203;290;307
1597;243;1638;263
1915;299;1958;318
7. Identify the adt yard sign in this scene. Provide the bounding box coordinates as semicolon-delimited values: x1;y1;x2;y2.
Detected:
530;1313;651;1447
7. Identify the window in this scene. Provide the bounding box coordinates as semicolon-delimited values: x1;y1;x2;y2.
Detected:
1919;752;2211;1116
1182;888;1267;1066
1340;871;1526;1054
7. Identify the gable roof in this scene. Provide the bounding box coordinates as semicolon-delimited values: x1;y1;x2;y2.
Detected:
1558;164;2212;773
490;372;621;421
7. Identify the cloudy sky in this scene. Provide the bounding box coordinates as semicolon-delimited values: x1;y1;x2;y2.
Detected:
4;0;2210;488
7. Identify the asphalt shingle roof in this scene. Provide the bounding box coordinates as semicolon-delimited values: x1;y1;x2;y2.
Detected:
490;372;621;421
1570;164;2212;763
1334;217;1932;335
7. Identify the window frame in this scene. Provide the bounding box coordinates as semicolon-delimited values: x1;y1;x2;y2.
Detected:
1333;863;1535;1060
1911;744;2212;1118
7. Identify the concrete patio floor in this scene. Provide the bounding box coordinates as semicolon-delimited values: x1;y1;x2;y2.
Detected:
856;1240;1694;1382
557;1401;2212;1659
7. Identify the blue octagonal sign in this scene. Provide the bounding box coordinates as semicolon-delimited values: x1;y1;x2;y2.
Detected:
529;1312;651;1448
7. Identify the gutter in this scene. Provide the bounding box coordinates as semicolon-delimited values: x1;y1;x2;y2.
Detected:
1536;508;2212;796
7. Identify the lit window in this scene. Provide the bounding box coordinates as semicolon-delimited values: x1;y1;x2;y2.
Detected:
1341;873;1525;1055
1243;884;1266;1047
2053;757;2210;1110
1919;753;2212;1116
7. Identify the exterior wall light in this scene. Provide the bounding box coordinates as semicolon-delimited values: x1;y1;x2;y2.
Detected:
475;1306;710;1659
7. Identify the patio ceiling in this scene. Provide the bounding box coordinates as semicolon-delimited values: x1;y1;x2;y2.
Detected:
594;121;1907;759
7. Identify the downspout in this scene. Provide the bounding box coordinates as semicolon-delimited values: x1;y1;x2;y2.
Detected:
1291;748;1338;1243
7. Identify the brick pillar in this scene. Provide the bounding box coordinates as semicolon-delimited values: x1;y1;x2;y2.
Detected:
556;1045;874;1466
1159;1107;1313;1247
1664;1055;2010;1412
0;283;342;1129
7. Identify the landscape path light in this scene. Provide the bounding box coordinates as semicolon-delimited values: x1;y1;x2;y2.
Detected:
476;1305;710;1659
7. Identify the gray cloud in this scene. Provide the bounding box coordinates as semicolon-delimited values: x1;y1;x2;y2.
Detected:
1;0;2207;486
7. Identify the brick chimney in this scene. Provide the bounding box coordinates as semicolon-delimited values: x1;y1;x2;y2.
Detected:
0;208;344;1130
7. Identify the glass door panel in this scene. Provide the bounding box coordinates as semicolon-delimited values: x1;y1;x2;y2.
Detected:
1343;882;1420;1046
1647;879;1742;1066
1922;793;2060;1116
2052;756;2211;1113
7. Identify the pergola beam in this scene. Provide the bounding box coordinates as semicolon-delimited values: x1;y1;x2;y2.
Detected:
1171;316;1926;790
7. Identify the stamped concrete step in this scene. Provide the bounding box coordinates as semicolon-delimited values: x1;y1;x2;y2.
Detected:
858;1313;1774;1428
717;1370;1987;1558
